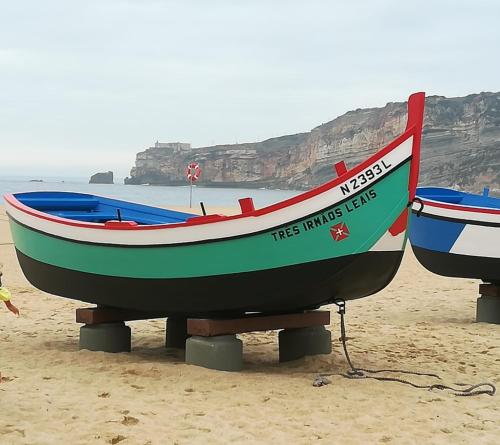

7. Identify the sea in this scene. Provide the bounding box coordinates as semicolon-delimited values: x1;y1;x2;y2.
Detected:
0;176;301;209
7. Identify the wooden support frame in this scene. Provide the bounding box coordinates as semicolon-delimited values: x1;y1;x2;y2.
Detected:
76;307;169;325
74;308;332;365
187;311;330;337
479;283;500;298
77;307;330;339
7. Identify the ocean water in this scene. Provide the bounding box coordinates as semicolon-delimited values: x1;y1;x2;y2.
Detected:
0;176;301;209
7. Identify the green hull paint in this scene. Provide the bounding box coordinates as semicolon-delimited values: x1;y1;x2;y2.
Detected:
10;163;410;279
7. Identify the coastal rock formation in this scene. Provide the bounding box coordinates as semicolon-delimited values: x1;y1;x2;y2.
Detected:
89;171;114;184
125;93;500;193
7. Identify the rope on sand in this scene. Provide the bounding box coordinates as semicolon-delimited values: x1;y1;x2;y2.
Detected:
313;299;496;397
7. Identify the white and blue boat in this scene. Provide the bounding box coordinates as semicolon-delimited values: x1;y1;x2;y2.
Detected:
409;187;500;284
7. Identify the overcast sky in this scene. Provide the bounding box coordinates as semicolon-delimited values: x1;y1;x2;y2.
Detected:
1;0;499;178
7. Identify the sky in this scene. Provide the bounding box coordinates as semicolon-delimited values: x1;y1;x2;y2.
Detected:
1;0;499;178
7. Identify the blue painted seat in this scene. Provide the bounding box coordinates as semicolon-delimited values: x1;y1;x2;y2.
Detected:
49;211;176;225
20;198;99;211
15;191;198;225
50;212;117;222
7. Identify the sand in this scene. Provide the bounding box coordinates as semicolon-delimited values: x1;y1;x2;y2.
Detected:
1;204;499;445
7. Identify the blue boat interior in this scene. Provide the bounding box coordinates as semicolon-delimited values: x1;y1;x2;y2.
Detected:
14;191;197;225
417;187;500;210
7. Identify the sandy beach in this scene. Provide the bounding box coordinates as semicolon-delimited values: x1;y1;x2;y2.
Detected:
1;205;499;445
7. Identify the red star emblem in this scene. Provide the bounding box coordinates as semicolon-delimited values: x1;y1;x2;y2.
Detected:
330;222;350;241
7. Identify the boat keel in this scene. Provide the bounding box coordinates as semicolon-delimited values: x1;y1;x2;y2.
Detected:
411;246;500;284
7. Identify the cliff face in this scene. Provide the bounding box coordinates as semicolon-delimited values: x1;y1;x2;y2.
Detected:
125;93;500;193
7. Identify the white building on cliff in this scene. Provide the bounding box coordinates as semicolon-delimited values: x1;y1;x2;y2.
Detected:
153;141;191;152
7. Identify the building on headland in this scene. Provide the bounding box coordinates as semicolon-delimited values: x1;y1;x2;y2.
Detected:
152;141;191;152
124;141;192;185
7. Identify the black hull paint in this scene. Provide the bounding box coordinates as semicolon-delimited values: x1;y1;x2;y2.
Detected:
411;245;500;284
16;249;404;315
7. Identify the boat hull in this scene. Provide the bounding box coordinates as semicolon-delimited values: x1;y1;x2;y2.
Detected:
15;248;404;314
8;162;411;314
409;187;500;284
411;245;499;285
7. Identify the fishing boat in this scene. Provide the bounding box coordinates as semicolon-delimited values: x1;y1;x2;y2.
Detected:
4;92;425;315
409;187;500;284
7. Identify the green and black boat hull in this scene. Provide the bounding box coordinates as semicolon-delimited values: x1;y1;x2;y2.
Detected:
13;231;403;314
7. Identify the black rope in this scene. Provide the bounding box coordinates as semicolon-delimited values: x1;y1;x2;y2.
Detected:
314;299;496;397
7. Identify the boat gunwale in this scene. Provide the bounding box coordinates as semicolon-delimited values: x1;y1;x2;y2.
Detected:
7;159;411;248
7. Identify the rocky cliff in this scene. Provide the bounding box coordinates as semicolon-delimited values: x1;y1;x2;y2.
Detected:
89;171;114;184
125;93;500;193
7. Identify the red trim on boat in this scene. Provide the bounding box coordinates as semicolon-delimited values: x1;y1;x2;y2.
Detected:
104;221;139;228
406;92;425;201
334;161;348;177
388;209;409;236
186;214;226;223
4;92;426;231
239;197;256;213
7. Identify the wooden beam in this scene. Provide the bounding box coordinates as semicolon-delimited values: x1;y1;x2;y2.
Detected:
187;311;330;337
479;283;500;298
76;307;169;325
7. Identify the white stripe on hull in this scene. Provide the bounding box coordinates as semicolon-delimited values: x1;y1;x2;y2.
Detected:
369;231;406;252
6;138;412;246
450;224;500;259
411;201;500;225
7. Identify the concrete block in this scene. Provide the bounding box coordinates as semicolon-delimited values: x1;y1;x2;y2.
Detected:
185;335;243;371
279;326;332;362
476;296;500;324
79;322;131;353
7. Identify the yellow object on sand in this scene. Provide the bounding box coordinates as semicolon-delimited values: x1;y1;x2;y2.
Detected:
0;286;12;302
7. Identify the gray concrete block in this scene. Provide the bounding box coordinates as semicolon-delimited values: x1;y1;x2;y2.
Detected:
279;326;332;362
185;335;243;371
476;296;500;324
79;322;131;353
166;317;189;349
